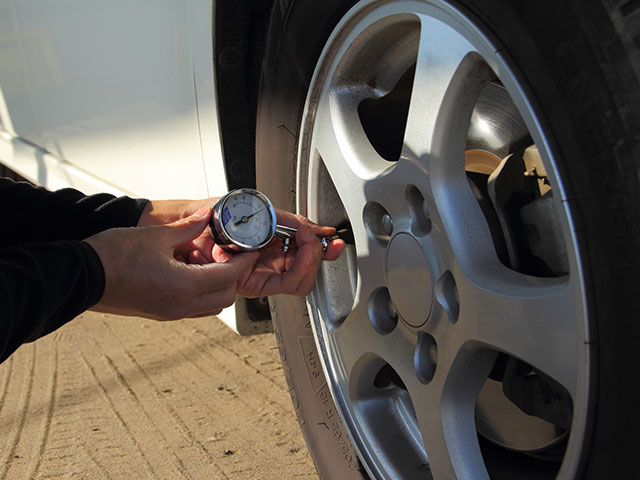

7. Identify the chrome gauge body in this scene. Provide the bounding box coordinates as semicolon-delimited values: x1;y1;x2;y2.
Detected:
210;188;277;251
210;188;345;252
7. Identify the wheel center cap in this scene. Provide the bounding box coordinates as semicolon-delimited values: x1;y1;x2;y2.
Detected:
386;233;433;327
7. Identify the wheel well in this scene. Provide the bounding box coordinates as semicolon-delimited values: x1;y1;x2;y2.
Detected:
216;0;358;191
214;0;275;190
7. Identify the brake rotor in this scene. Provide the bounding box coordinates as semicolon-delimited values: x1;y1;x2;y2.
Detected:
465;86;568;454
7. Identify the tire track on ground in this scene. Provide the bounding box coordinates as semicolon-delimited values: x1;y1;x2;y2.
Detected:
176;322;290;402
96;320;231;480
79;442;114;480
101;353;195;480
163;322;315;477
36;331;114;480
0;343;36;479
113;350;231;480
78;348;166;480
170;326;283;414
0;356;13;417
103;318;312;478
0;313;317;480
27;341;58;479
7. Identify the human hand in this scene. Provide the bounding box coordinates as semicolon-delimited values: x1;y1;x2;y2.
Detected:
210;210;346;297
136;197;346;297
136;198;219;264
85;207;259;320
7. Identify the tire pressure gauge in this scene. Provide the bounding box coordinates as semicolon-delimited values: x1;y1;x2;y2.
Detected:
209;188;277;252
209;188;338;252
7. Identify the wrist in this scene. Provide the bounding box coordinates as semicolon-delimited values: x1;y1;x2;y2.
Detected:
137;199;208;226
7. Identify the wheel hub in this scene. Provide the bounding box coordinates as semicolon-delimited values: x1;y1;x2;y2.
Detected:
385;233;433;327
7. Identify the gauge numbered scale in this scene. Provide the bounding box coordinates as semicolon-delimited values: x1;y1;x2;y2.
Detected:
209;188;312;252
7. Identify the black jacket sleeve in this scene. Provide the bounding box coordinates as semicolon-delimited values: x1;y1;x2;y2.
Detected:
0;241;106;362
0;178;149;362
0;177;148;248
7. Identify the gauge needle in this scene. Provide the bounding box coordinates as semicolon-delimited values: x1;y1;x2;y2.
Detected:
234;208;264;226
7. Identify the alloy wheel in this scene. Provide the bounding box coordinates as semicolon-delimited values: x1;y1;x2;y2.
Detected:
296;1;590;478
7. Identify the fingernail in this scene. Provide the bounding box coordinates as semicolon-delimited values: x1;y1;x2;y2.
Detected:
193;206;210;219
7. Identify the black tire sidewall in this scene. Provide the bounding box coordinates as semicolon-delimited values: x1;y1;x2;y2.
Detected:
256;1;366;478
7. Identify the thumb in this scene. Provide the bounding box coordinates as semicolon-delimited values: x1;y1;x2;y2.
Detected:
226;250;260;287
164;206;211;246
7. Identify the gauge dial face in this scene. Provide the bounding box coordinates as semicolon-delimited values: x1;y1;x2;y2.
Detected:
220;190;275;249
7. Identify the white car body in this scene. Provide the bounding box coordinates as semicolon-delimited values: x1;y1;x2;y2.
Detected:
0;0;260;334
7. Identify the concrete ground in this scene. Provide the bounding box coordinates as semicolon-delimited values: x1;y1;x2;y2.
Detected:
0;312;318;479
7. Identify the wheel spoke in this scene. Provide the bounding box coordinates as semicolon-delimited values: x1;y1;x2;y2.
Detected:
311;94;391;218
331;300;413;387
402;15;488;167
399;15;498;269
458;267;578;396
398;341;494;479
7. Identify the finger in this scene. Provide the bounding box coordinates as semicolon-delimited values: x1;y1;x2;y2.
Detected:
188;249;209;265
275;209;336;236
291;258;322;295
290;226;324;293
226;251;260;285
274;208;303;227
188;285;237;317
267;247;321;295
225;250;260;269
261;227;323;295
186;261;239;293
163;206;211;247
307;223;336;236
295;223;324;249
323;239;346;261
212;244;235;263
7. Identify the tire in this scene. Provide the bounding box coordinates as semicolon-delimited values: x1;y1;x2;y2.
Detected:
256;1;640;479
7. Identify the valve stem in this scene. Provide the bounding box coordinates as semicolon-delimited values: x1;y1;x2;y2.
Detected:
275;224;354;252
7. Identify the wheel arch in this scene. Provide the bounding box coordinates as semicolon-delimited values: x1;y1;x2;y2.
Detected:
215;0;360;192
214;0;274;190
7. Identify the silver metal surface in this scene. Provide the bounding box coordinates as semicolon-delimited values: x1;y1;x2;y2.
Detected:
386;233;433;327
210;188;277;252
211;189;336;252
296;1;590;479
466;82;530;159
